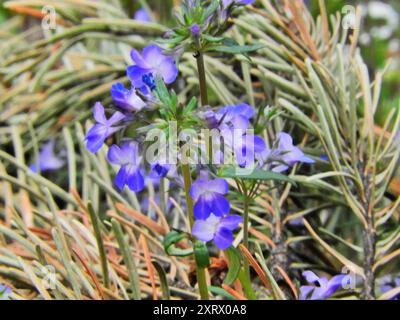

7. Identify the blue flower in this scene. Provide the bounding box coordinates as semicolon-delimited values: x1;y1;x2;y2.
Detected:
30;139;65;173
134;8;151;22
300;271;350;300
127;45;178;91
379;275;400;300
149;162;170;179
0;285;11;300
234;133;266;167
107;141;145;192
216;103;255;131
190;177;230;219
110;83;146;112
192;213;243;250
262;132;315;172
85;102;125;153
190;23;201;36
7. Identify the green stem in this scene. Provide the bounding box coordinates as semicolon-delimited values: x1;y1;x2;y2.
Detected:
181;163;209;300
243;198;250;280
195;50;208;106
159;177;166;214
241;190;257;299
195;49;213;165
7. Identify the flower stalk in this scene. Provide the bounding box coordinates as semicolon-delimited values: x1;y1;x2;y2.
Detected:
181;163;210;300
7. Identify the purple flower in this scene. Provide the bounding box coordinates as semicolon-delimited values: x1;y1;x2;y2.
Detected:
0;285;11;300
85;102;125;153
192;213;243;250
262;132;315;172
190;23;201;36
190;177;230;219
149;162;170;179
127;45;178;91
110;83;146;112
300;271;350;300
107;141;145;192
30;139;65;173
379;275;400;300
216;103;255;131
234;133;266;167
134;8;151;22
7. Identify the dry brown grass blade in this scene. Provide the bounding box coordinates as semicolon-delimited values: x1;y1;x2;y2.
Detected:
390;178;400;197
139;234;158;300
221;284;247;300
275;265;298;299
72;246;105;300
5;4;71;26
248;227;275;248
285;0;320;60
115;203;167;235
149;198;171;233
239;244;271;290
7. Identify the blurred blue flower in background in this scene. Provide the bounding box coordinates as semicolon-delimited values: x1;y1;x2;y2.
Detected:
30;139;65;173
134;8;151;22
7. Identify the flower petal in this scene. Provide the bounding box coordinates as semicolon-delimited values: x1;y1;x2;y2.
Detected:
302;271;320;284
143;45;165;68
300;286;315;300
127;65;149;88
158;56;178;84
193;196;212;220
208;178;229;195
115;165;127;190
209;193;230;217
107;144;125;165
190;179;208;200
130;49;150;68
93;102;107;124
126;166;145;192
214;228;233;250
192;219;216;242
219;214;243;231
86;124;108;153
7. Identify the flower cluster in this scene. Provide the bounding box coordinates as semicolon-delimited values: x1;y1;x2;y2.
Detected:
84;7;314;254
85;44;179;192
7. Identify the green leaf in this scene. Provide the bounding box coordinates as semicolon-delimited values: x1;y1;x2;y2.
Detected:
155;76;171;107
207;43;265;54
186;96;198;112
163;230;193;257
151;260;170;300
194;241;210;268
208;286;236;300
224;246;242;285
201;0;220;22
202;34;225;43
218;167;296;185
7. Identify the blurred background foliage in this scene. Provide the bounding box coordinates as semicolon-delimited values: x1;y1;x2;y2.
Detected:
308;0;400;126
